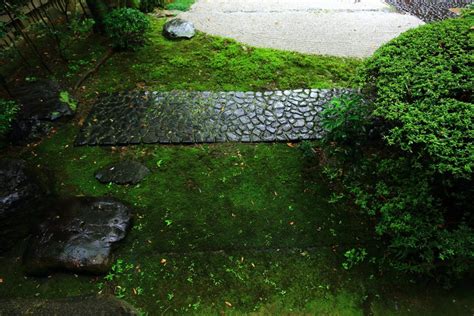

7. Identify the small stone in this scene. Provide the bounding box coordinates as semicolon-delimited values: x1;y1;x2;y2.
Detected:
234;108;245;117
240;116;251;124
95;161;150;185
295;119;305;127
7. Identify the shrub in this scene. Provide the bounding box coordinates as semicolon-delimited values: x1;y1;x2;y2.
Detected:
357;17;473;177
0;99;19;137
321;17;474;279
140;0;166;13
104;8;151;50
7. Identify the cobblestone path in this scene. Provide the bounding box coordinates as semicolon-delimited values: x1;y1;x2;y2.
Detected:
75;89;352;146
387;0;472;22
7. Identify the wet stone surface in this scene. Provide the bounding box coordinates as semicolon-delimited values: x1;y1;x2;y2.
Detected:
0;295;139;315
0;159;48;253
10;79;76;144
76;89;352;146
387;0;471;22
24;197;132;275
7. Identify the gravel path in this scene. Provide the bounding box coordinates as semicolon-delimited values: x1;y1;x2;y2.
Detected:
179;0;425;57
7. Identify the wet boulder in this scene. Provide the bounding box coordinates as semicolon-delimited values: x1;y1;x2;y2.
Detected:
163;18;196;39
24;197;132;275
95;160;151;185
10;79;76;144
0;295;139;315
0;158;48;253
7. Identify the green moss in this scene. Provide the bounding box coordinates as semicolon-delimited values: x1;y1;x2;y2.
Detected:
165;0;195;11
83;18;360;94
0;16;473;316
1;126;473;314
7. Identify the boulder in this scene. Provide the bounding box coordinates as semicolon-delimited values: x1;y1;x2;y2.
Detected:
163;18;196;39
24;197;132;275
0;158;48;253
10;79;76;144
0;295;139;315
95;160;150;185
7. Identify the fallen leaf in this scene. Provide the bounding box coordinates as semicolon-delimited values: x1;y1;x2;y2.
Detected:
287;143;296;148
225;301;232;307
449;8;461;14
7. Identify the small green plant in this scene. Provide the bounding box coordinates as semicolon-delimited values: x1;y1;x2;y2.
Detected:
321;94;370;144
342;248;367;270
298;140;316;158
70;17;95;37
59;91;77;111
104;8;151;50
0;99;19;137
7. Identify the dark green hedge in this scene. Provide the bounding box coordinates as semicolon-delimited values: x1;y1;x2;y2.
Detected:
357;17;473;177
322;16;473;279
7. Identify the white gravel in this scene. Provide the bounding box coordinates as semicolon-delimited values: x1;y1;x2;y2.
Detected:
179;0;424;57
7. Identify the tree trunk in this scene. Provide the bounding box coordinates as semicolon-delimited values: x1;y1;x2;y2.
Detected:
84;0;111;33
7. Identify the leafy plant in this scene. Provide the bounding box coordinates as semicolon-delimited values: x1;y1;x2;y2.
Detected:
70;17;95;37
0;99;19;137
59;91;77;111
104;8;151;50
321;94;371;145
342;248;367;270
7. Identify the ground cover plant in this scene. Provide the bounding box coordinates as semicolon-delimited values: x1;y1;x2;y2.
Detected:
0;7;473;316
165;0;195;11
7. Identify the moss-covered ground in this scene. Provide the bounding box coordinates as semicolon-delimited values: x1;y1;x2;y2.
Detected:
0;17;473;315
166;0;196;11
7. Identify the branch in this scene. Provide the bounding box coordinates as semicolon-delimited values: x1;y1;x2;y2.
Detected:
74;48;114;91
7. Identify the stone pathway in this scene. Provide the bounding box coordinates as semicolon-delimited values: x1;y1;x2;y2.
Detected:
178;0;470;57
387;0;472;22
76;89;351;146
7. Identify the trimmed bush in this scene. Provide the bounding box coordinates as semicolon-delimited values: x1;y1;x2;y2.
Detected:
357;17;473;177
104;8;151;50
321;17;473;279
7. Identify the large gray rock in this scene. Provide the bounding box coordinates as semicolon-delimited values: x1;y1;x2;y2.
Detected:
10;79;76;144
24;197;132;275
163;18;195;39
0;158;48;253
0;295;139;315
95;160;150;185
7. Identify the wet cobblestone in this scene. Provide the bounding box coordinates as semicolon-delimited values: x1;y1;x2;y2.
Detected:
76;89;352;146
387;0;472;22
